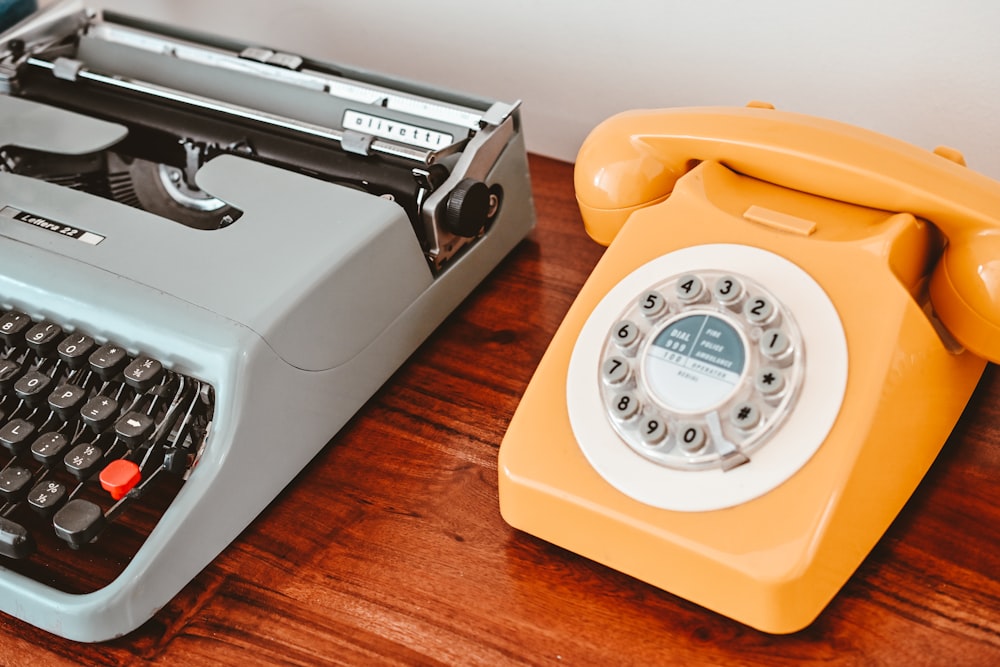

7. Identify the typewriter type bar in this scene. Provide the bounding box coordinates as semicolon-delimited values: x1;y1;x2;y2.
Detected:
0;0;519;269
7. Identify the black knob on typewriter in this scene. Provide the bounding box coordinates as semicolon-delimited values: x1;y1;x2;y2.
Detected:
443;178;493;238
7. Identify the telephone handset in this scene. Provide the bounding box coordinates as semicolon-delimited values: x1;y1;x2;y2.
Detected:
498;105;1000;633
575;105;1000;362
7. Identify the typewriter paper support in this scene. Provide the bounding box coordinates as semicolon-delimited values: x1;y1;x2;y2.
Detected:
0;1;535;641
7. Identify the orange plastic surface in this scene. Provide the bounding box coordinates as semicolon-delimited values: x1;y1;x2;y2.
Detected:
500;112;993;632
574;106;1000;363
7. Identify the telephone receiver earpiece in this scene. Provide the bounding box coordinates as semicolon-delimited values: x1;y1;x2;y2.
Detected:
574;105;1000;362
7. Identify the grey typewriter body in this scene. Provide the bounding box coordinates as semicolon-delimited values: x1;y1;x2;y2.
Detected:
0;1;535;641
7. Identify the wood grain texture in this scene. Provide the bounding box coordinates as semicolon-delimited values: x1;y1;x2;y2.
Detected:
1;155;998;666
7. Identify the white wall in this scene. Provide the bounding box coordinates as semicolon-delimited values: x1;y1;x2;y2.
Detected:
90;1;1000;179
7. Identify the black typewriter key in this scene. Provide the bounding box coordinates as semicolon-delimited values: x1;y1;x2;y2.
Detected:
24;322;63;354
0;465;32;501
64;442;104;480
30;432;71;466
57;333;96;369
0;310;31;346
27;479;67;516
0;359;22;391
123;357;164;392
163;447;190;475
53;499;107;548
47;383;88;420
114;411;154;447
80;395;119;432
0;516;34;559
89;343;130;380
14;369;53;406
0;418;36;455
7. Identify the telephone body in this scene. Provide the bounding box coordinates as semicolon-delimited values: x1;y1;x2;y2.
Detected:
498;105;1000;633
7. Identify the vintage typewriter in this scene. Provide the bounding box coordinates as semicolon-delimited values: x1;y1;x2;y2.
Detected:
0;0;535;641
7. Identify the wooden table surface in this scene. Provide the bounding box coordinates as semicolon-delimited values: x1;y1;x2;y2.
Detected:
2;155;998;665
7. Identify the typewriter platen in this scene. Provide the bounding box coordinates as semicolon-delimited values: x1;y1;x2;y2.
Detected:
0;1;535;641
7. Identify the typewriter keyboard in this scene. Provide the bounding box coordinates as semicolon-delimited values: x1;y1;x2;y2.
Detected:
0;305;214;593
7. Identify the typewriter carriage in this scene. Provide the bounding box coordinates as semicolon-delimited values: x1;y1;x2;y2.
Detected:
0;0;523;268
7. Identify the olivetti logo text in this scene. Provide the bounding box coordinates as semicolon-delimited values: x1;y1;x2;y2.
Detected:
343;110;454;150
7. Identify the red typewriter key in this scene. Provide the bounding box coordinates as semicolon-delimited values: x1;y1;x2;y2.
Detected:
99;459;141;500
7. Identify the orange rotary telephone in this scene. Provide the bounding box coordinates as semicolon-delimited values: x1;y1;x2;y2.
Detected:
498;104;1000;633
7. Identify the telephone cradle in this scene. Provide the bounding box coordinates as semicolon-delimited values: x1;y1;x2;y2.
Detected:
498;104;1000;633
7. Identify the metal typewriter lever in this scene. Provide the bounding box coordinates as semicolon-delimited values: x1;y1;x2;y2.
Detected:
421;101;521;267
27;55;438;165
0;0;88;93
